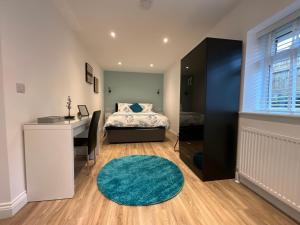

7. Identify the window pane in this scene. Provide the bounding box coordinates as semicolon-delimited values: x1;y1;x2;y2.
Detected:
297;57;300;109
274;27;293;54
296;72;300;108
276;37;293;53
260;18;300;113
270;58;290;109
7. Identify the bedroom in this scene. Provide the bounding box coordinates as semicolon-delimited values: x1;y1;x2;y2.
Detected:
0;0;299;225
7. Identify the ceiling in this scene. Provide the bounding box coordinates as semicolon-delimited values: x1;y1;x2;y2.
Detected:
54;0;241;73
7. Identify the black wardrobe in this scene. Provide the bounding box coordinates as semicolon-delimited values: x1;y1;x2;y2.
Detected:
179;37;242;181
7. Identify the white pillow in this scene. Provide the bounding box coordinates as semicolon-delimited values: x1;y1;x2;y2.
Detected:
139;103;153;112
117;103;132;113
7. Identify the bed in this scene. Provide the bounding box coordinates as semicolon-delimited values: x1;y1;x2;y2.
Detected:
104;103;169;144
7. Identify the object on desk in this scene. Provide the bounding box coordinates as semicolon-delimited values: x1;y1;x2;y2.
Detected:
77;112;82;120
78;105;89;117
37;116;64;123
65;96;75;120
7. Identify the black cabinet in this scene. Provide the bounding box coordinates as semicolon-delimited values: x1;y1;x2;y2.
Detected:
179;37;242;181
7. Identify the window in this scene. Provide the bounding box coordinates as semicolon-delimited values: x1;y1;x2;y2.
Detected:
259;18;300;113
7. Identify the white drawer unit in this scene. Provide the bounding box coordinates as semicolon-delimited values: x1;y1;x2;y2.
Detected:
23;117;91;201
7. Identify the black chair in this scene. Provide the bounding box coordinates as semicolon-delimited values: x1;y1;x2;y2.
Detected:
74;110;101;174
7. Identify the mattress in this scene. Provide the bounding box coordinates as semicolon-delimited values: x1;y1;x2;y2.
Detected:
104;112;169;129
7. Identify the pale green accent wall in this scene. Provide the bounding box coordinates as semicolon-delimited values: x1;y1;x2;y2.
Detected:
104;71;164;112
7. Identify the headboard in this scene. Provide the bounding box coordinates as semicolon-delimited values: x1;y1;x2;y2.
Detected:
115;102;155;112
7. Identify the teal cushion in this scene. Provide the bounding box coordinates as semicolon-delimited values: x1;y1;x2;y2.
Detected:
130;103;143;113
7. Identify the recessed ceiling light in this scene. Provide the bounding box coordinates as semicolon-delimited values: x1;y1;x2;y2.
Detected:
150;64;154;67
163;37;169;44
118;62;122;65
139;0;153;10
110;31;116;39
185;66;189;70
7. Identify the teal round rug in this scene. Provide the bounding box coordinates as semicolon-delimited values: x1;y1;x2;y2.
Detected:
97;155;184;206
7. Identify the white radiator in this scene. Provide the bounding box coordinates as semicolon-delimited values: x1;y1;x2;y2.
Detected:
238;127;300;212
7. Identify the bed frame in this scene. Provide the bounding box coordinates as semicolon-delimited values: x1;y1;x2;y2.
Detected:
106;127;166;144
105;103;166;144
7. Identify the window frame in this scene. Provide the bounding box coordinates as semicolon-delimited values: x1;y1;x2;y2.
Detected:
262;19;300;114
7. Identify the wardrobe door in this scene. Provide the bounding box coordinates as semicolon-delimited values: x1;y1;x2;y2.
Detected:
179;41;207;179
203;38;242;180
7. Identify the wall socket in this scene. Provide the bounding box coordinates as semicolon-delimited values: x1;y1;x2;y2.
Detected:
16;83;25;94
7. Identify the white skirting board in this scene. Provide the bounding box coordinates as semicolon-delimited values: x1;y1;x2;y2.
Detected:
0;191;27;219
239;175;300;223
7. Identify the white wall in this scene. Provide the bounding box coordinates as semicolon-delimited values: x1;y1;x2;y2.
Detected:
0;0;104;216
163;62;180;134
207;0;294;40
0;29;11;205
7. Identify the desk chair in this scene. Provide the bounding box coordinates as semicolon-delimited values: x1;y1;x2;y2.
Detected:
74;110;101;174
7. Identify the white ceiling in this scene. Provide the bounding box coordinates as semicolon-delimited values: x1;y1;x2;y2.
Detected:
54;0;241;73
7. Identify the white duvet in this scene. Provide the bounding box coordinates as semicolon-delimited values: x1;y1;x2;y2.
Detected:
104;112;169;129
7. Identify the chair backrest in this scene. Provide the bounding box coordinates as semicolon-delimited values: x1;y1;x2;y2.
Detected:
88;110;101;154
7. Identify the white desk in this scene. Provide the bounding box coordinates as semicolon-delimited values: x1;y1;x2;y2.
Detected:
23;117;91;202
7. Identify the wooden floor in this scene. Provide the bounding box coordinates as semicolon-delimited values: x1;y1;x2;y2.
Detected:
0;132;297;225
